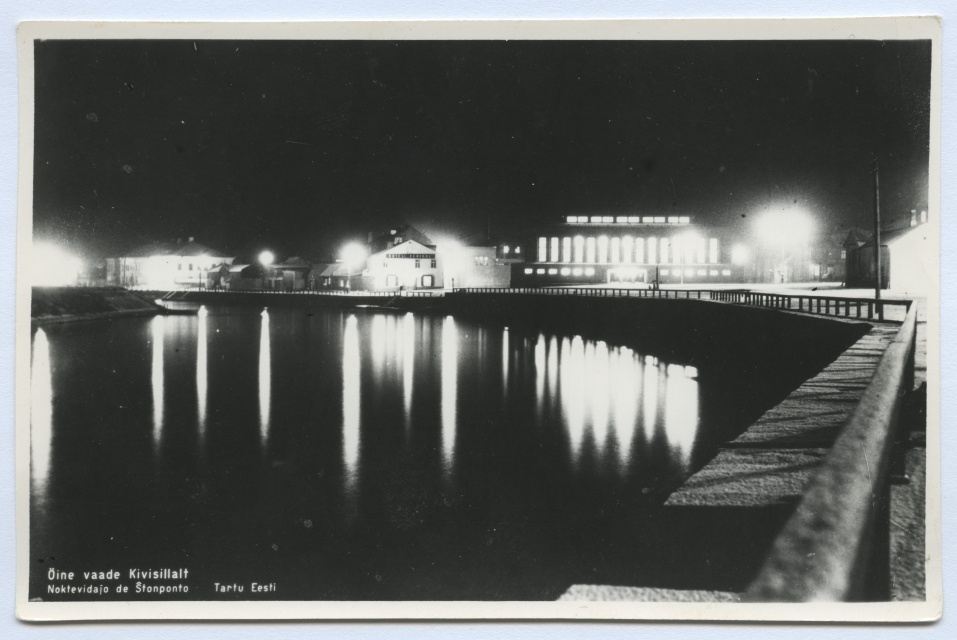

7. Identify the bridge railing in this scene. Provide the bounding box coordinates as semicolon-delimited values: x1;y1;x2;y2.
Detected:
743;301;919;601
454;287;911;321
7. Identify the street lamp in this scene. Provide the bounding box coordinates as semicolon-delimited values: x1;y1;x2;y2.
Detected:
755;207;815;283
258;250;275;266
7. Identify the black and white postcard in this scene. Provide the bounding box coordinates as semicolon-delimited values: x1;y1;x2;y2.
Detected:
15;18;942;622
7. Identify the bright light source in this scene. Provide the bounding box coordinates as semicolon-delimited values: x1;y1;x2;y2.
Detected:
731;244;751;266
502;245;510;254
32;241;82;287
755;207;815;246
340;243;367;270
259;250;275;266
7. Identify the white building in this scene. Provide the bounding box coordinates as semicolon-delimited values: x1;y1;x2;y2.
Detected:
106;238;234;290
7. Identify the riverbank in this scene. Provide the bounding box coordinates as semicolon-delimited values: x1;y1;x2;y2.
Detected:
31;287;166;326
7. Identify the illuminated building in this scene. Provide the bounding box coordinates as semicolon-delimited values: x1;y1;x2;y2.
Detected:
513;215;741;286
106;238;234;290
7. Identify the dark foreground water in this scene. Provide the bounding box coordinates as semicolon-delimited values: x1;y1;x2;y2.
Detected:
30;304;786;601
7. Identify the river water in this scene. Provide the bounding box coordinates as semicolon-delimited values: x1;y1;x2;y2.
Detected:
30;304;766;601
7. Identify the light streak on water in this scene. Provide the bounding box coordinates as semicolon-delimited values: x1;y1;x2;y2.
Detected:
371;314;387;378
258;308;271;444
402;312;415;430
196;306;208;438
561;335;587;465
501;327;509;391
151;315;165;446
534;334;546;411
613;346;640;469
664;366;700;469
441;315;458;472
547;335;559;400
642;357;659;439
30;329;53;500
590;340;610;451
342;315;361;487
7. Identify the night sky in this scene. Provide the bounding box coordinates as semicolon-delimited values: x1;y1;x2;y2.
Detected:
32;38;931;261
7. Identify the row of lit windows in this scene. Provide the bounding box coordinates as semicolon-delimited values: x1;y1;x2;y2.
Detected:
537;236;720;265
565;215;691;225
524;267;733;277
523;267;734;277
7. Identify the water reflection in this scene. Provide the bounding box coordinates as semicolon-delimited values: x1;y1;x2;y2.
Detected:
402;312;414;431
196;306;208;439
30;329;53;502
342;315;361;488
501;328;509;392
259;309;271;443
151;315;165;446
538;334;700;474
441;316;458;472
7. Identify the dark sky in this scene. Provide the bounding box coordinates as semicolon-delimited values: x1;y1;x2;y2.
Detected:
33;38;931;261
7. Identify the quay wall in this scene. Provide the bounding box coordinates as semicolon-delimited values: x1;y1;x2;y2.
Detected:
31;287;165;326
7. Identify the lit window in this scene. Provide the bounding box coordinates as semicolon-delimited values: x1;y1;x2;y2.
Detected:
585;237;597;263
642;217;654;223
515;246;521;254
696;237;707;264
560;268;571;276
647;236;657;264
590;216;602;223
502;245;510;254
721;269;731;276
538;237;547;262
584;267;595;276
667;216;678;224
610;237;621;264
679;216;690;224
634;237;645;264
573;236;585;263
709;269;718;276
628;216;640;223
685;268;694;276
524;268;533;274
659;237;670;264
602;216;614;223
566;216;577;223
661;269;669;276
572;268;583;276
597;236;609;263
616;216;628;223
548;268;558;275
562;237;572;262
920;210;928;223
654;216;666;223
697;269;706;276
536;268;545;274
841;250;846;259
550;237;560;262
709;238;719;264
621;236;633;264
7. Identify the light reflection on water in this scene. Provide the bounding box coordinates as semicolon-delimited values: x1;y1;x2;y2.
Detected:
259;308;271;443
196;306;208;439
441;315;458;473
30;329;53;502
151;315;165;447
32;307;707;600
342;315;361;488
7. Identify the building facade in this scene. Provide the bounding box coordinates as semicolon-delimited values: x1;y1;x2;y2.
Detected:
512;215;744;287
106;238;234;290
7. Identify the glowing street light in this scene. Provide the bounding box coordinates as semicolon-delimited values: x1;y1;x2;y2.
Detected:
32;241;82;287
731;244;751;266
258;250;275;266
755;207;815;246
340;243;367;270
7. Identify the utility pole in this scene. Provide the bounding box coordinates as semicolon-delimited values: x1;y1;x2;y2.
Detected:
870;159;882;301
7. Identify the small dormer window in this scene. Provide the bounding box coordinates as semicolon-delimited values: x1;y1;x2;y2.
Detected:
394;237;403;245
